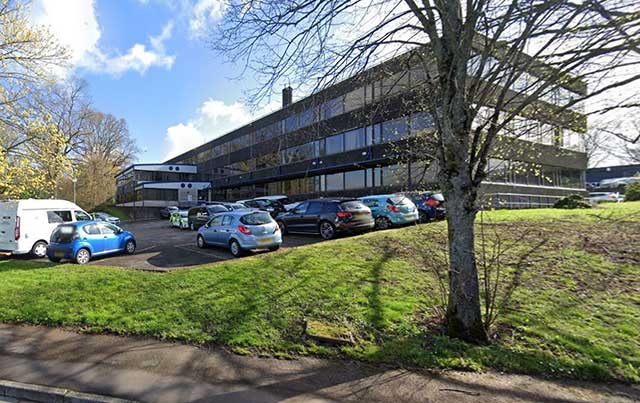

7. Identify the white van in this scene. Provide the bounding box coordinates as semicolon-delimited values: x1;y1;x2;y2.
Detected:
0;199;92;258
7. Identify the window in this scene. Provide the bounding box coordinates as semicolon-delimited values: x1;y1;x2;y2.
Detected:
344;170;365;190
322;97;344;120
298;107;316;128
362;199;379;208
367;167;382;188
381;164;406;187
293;202;308;214
344;87;365;112
344;128;366;151
240;212;272;225
208;215;224;227
47;210;72;223
83;224;101;235
285;113;299;133
410;113;434;134
325;172;344;191
99;223;119;235
325;133;344;155
366;124;382;146
222;215;233;226
306;201;324;214
74;211;92;221
382;118;408;142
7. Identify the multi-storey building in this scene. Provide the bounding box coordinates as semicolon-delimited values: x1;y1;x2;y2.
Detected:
117;48;587;209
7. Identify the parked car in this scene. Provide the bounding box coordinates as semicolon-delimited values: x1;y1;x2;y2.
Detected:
587;192;620;203
197;210;282;257
170;210;189;229
208;201;249;211
46;221;136;264
405;192;446;222
242;198;288;218
92;212;121;225
359;194;419;230
0;199;92;258
253;195;300;211
187;205;229;230
160;206;179;219
276;198;374;240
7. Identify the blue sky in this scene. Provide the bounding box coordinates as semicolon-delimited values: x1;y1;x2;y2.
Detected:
31;0;275;163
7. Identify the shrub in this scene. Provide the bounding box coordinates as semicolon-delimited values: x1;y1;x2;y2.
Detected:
625;182;640;201
553;194;591;209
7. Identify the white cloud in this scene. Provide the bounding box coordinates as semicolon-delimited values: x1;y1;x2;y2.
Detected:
30;0;175;77
188;0;227;38
162;99;280;161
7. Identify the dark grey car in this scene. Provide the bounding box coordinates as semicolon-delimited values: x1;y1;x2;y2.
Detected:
187;205;229;230
275;198;374;240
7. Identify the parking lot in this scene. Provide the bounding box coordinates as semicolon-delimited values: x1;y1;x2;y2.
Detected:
62;219;322;271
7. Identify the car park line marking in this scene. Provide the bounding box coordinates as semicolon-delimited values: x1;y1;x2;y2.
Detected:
136;245;156;253
175;244;229;260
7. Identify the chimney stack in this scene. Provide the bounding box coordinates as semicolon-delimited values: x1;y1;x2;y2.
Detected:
282;86;293;108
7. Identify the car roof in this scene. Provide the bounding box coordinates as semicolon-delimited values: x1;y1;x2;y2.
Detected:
304;198;359;203
254;195;287;200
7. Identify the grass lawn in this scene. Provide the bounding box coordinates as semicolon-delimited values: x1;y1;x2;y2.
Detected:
1;202;638;382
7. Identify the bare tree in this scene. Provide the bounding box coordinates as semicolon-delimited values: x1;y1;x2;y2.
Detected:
210;0;640;342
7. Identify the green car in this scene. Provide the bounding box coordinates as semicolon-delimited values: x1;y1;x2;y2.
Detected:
170;210;189;230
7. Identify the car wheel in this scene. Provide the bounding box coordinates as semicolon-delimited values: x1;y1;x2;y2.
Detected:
48;256;61;263
75;248;91;265
197;235;206;249
229;239;244;257
375;217;391;230
268;245;280;252
125;240;136;254
419;211;429;223
276;220;287;235
31;241;48;258
319;221;336;240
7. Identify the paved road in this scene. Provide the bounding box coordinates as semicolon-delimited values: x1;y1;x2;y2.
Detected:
11;219;322;272
1;324;638;403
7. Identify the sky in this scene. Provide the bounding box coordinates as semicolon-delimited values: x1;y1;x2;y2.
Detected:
29;0;277;163
28;0;634;167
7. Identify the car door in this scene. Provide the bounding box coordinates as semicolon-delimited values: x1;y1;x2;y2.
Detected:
361;198;381;218
80;223;106;254
98;223;122;252
301;201;324;233
202;215;224;245
218;215;235;245
284;202;308;233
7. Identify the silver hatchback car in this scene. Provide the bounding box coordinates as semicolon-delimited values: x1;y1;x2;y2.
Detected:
196;210;282;257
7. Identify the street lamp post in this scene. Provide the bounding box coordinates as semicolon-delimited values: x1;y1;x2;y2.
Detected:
72;178;77;204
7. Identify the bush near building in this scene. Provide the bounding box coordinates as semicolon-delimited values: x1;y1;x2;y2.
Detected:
625;182;640;201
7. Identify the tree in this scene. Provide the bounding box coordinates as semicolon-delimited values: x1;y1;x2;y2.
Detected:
67;111;139;209
211;0;640;342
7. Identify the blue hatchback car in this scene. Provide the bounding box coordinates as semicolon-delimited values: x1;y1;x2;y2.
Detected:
359;194;419;230
197;210;282;257
47;221;136;264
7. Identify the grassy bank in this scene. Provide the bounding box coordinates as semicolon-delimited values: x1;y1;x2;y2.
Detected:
1;203;638;382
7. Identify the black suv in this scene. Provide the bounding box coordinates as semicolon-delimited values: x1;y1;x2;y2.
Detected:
187;205;229;230
275;198;374;240
243;199;287;218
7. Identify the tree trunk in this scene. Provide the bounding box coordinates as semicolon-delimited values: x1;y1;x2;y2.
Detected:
444;184;488;344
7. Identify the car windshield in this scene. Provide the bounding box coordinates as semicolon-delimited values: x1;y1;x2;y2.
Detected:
51;225;76;243
208;205;229;213
240;212;273;225
179;211;188;217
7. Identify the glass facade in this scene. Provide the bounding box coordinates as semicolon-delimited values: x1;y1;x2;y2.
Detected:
147;51;587;208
